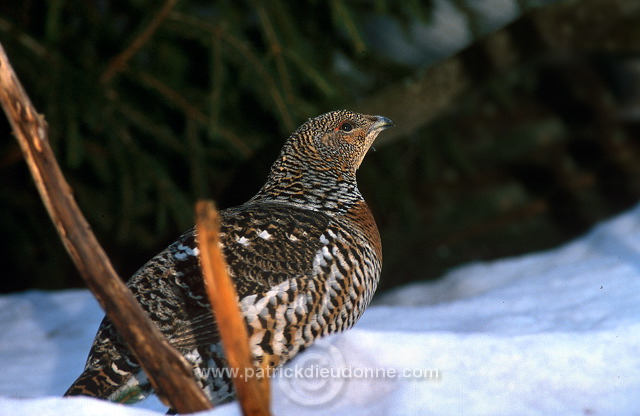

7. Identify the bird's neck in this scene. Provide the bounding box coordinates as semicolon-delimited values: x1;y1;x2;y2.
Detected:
250;161;363;214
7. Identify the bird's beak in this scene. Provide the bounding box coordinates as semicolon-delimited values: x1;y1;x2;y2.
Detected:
355;115;394;169
369;116;394;134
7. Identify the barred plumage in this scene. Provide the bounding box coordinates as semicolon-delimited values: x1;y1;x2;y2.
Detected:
64;110;393;407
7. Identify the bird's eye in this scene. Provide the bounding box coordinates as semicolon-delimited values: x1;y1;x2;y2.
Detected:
339;121;354;132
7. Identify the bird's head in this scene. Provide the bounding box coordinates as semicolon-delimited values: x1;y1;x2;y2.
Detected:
287;110;394;175
257;110;394;205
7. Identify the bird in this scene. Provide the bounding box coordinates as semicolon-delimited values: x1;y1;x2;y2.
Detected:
64;109;393;407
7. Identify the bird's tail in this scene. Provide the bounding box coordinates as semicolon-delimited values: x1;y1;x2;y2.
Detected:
64;368;151;405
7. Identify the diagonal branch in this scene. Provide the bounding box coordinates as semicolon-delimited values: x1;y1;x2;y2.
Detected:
0;42;212;414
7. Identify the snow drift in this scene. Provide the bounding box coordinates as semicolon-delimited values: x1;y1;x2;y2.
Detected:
2;204;640;415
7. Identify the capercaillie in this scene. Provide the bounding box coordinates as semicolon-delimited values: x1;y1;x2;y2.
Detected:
64;110;393;406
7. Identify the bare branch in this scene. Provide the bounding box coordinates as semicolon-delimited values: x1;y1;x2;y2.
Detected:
0;42;212;414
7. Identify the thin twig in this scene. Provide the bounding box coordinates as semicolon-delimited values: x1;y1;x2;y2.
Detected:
195;200;271;416
0;17;54;61
329;0;366;53
283;49;335;97
166;11;294;131
210;28;224;139
101;0;178;84
0;42;212;414
222;30;294;131
129;69;253;157
252;1;295;104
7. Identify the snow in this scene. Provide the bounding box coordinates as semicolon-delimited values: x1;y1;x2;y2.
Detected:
2;204;640;415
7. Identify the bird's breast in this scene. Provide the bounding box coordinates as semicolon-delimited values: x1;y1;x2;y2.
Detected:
343;200;382;261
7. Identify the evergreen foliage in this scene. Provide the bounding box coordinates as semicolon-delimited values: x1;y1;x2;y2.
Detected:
2;0;640;293
0;0;431;290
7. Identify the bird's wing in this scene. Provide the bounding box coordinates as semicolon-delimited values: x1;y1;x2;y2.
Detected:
220;201;332;297
138;201;333;351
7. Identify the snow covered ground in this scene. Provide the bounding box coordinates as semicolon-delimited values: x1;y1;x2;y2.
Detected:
2;203;640;415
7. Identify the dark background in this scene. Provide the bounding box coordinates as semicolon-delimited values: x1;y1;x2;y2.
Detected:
2;0;640;294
